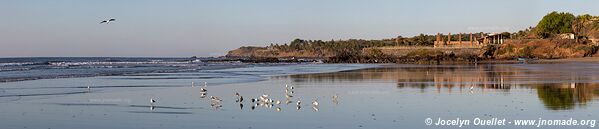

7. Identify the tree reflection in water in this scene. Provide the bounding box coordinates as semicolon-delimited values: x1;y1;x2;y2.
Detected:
536;83;599;110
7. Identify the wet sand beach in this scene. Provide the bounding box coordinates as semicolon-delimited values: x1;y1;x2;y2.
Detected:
1;63;599;129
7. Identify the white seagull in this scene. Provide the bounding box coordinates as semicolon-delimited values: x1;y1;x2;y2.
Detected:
275;100;281;105
312;99;319;107
99;18;116;24
332;94;339;104
210;96;222;102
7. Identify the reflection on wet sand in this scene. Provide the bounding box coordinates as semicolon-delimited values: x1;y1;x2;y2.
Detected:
284;64;599;110
536;83;599;110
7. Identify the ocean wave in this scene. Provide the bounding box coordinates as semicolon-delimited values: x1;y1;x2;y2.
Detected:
0;68;31;72
0;62;38;66
47;61;197;66
0;57;308;83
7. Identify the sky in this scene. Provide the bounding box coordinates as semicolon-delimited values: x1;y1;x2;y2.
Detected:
1;0;599;57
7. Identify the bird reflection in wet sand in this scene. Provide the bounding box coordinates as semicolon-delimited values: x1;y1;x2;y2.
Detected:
200;92;207;98
211;103;222;110
239;103;244;110
286;84;294;90
251;103;257;110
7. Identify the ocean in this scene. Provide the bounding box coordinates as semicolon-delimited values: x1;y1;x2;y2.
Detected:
0;57;240;82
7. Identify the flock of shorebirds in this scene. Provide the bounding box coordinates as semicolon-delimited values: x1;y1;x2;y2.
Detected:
144;82;339;112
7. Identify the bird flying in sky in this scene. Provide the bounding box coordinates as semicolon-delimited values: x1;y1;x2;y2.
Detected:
100;18;116;24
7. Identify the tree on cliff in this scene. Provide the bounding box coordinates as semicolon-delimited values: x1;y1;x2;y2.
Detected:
572;14;599;42
535;11;575;38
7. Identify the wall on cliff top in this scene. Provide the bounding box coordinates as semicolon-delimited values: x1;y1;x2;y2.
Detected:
375;46;481;58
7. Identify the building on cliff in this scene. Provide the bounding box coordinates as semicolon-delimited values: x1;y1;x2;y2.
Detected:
433;32;505;48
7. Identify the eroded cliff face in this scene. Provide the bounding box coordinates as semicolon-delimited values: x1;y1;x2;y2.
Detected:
491;39;598;59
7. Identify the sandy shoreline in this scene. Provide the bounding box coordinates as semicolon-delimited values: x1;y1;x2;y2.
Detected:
2;62;599;129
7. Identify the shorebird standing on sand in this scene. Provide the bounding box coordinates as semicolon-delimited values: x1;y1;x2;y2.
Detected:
150;98;157;106
332;94;339;104
312;98;319;107
200;83;208;92
210;96;222;103
210;96;223;109
235;92;244;103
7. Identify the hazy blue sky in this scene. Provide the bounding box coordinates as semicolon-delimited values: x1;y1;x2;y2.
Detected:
1;0;598;57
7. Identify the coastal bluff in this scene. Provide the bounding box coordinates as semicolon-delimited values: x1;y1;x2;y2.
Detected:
226;39;598;64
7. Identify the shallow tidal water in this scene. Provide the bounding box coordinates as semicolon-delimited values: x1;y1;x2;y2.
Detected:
1;63;598;129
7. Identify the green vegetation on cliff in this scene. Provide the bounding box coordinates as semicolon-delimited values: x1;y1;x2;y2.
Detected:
535;11;575;38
